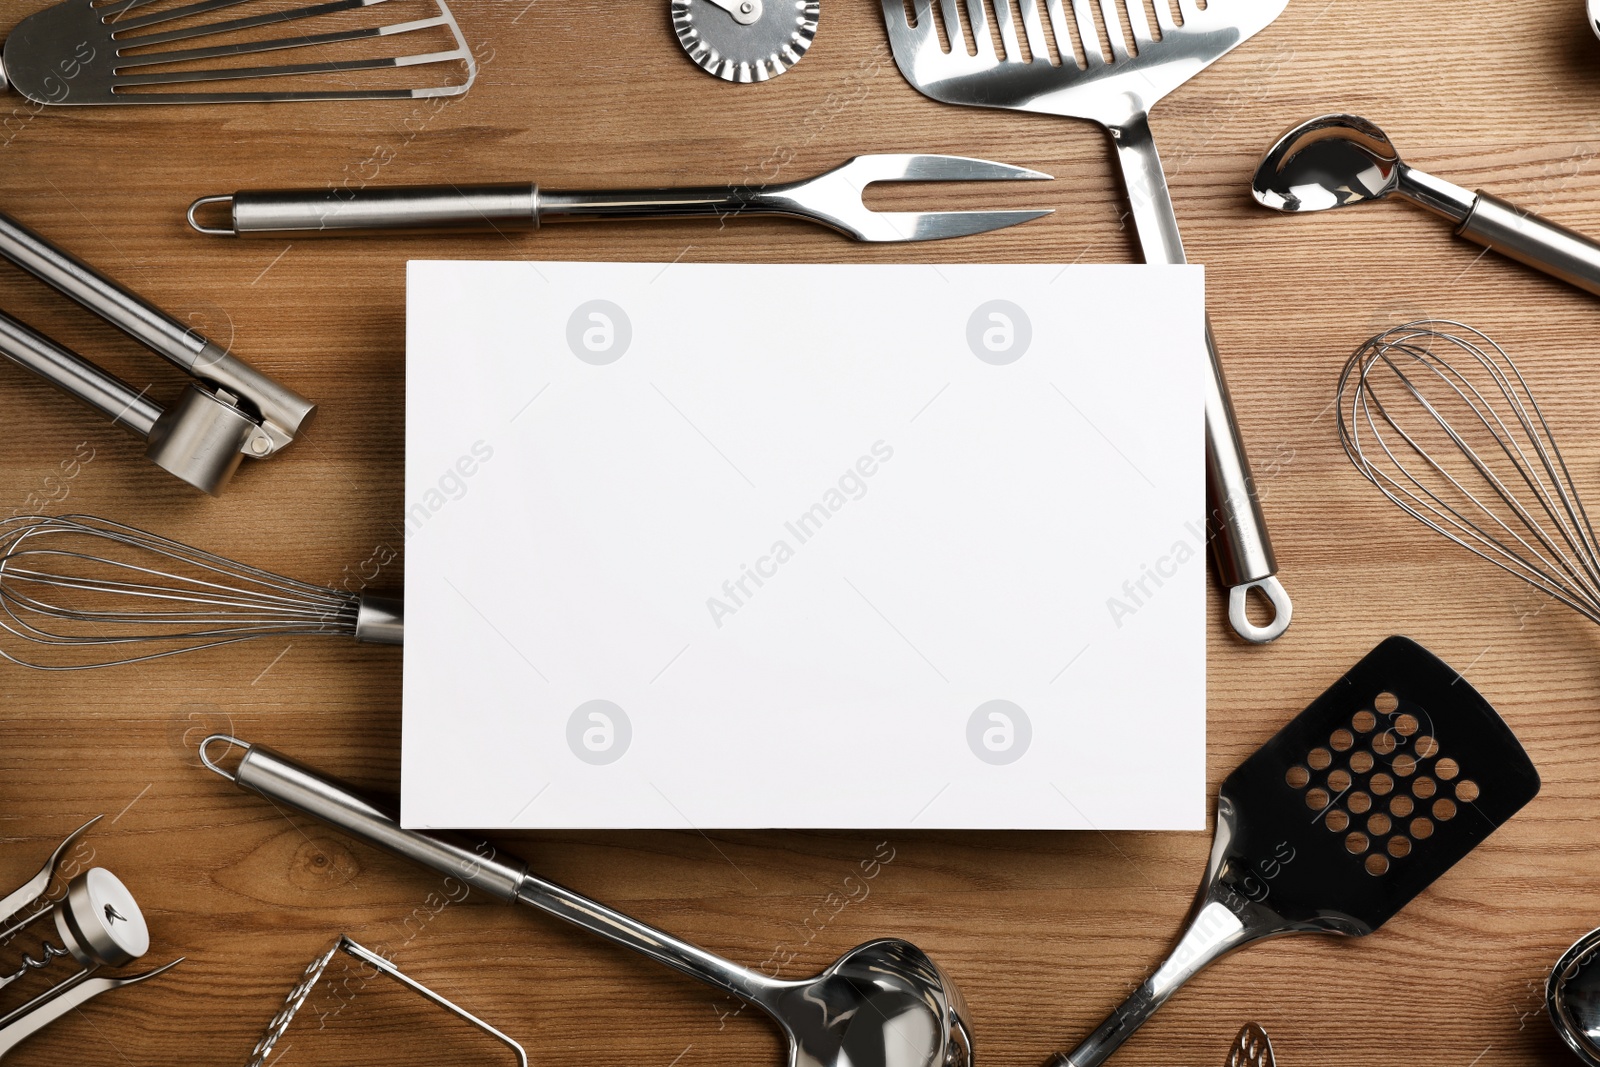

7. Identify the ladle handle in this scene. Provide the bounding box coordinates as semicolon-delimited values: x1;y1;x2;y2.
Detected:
202;736;779;1004
1457;192;1600;297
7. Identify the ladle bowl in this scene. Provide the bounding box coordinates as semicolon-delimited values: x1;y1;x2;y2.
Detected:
1251;114;1402;212
1252;112;1600;299
766;938;971;1067
1550;925;1600;1066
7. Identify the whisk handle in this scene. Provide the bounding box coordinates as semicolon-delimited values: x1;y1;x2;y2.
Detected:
1457;192;1600;298
355;595;404;646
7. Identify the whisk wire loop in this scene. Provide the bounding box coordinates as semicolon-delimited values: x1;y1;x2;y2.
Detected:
1339;321;1600;626
0;515;366;670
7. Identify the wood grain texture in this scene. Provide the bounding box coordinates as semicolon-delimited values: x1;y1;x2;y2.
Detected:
1;0;1599;1064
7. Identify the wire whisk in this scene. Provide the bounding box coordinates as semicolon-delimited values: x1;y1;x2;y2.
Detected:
0;515;403;670
1338;320;1600;625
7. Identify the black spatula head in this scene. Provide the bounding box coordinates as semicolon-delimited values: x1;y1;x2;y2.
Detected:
1053;637;1539;1067
1215;635;1540;936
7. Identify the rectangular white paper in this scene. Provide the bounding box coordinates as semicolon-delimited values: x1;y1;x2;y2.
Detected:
403;261;1207;831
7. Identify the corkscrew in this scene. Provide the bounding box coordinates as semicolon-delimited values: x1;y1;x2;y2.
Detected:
0;816;180;1062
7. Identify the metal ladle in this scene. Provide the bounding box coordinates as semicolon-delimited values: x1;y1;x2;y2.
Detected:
1252;114;1600;297
201;736;971;1067
1550;925;1600;1065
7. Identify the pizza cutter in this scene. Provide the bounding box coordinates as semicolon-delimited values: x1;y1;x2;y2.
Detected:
671;0;819;82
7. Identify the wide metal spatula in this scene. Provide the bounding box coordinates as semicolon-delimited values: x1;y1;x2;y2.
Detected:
1053;636;1540;1066
0;0;475;105
881;0;1292;644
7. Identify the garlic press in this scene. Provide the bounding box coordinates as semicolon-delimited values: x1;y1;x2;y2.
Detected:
0;210;313;494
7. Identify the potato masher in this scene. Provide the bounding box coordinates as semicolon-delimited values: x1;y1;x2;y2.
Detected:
0;816;180;1062
0;211;313;494
202;735;972;1067
248;936;526;1067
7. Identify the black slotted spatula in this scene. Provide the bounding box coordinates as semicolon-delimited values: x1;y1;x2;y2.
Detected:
1054;636;1541;1067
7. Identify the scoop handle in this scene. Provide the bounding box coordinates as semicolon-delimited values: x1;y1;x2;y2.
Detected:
1457;192;1600;297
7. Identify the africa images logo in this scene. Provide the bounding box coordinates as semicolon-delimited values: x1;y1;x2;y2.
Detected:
967;300;1032;366
566;300;632;365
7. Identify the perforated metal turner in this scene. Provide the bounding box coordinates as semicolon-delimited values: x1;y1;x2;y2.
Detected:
0;0;475;105
1052;636;1540;1066
881;0;1293;643
188;154;1053;243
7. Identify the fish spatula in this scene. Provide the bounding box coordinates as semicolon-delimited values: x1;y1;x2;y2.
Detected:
0;0;475;105
1053;635;1540;1066
881;0;1293;644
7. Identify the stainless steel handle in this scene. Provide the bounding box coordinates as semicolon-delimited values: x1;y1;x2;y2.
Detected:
0;309;161;436
1111;117;1291;643
1051;900;1253;1067
0;961;181;1063
202;737;779;1003
212;737;527;901
1457;191;1600;297
195;184;540;236
0;209;314;449
353;595;404;645
193;183;769;237
0;210;212;377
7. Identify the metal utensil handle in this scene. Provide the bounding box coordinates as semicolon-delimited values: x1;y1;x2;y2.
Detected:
199;184;540;236
0;209;314;446
1110;117;1290;643
1050;899;1254;1067
0;961;181;1063
1458;192;1600;297
207;737;526;900
0;310;161;437
202;737;779;1004
0;211;211;375
199;184;770;236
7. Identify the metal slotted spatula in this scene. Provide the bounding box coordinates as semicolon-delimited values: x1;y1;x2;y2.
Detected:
881;0;1293;644
1053;636;1539;1066
0;0;475;105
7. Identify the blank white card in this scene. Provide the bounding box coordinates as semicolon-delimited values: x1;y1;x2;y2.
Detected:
403;261;1206;830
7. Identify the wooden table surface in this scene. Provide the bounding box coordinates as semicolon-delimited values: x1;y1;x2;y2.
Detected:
3;1;1600;1064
